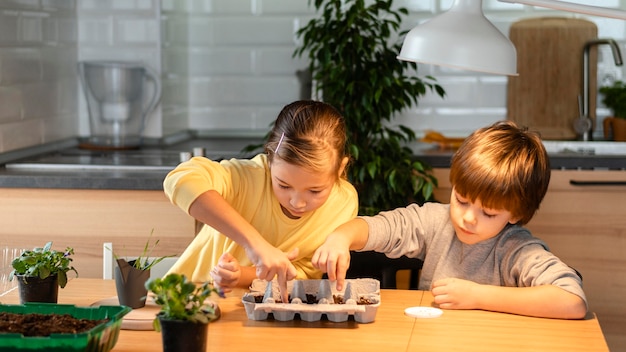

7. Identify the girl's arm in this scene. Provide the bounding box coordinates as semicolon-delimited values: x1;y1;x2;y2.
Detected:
431;278;587;319
189;189;297;302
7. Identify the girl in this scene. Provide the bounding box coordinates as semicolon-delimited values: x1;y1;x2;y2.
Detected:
164;100;358;301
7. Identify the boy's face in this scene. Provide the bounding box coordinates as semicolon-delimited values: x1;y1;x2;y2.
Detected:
270;158;336;219
449;187;520;245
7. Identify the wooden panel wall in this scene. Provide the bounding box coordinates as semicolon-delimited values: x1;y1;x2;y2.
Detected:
0;189;195;279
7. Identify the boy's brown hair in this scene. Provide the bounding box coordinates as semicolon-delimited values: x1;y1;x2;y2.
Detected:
449;121;550;225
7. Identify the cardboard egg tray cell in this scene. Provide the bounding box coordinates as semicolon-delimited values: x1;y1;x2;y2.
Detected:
241;278;380;323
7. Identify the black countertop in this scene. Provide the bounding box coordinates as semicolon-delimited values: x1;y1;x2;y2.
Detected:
0;132;624;191
0;168;170;190
414;149;626;170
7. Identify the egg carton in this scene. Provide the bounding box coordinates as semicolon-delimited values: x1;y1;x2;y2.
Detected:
241;278;380;323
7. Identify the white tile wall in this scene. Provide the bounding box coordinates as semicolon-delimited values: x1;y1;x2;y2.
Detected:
160;0;310;135
163;0;626;139
0;0;77;153
0;0;625;153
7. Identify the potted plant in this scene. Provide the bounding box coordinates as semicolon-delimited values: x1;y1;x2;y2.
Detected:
9;241;77;304
599;80;626;141
145;273;224;352
110;230;176;309
294;0;446;215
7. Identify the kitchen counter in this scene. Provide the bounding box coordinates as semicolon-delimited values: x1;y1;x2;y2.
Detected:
414;147;626;170
0;132;624;190
0;168;169;190
411;140;626;170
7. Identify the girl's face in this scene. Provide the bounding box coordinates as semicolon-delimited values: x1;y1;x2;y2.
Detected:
270;158;337;219
449;187;520;245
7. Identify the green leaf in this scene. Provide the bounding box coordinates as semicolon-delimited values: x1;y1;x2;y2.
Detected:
366;160;378;179
388;169;398;192
422;181;434;200
58;271;68;288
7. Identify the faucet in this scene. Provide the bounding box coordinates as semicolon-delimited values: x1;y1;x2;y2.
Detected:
581;39;623;141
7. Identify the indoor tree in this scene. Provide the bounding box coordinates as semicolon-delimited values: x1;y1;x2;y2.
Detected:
294;0;446;215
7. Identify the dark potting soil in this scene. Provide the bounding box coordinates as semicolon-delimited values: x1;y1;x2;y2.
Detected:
0;312;107;337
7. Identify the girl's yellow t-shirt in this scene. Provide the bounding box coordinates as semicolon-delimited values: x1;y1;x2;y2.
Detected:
163;154;358;282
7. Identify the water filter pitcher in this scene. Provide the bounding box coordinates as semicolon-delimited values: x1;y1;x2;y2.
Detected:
78;61;161;149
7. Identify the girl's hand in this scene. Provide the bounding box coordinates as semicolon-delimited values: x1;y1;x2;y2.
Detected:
431;278;480;309
210;252;242;293
244;243;298;303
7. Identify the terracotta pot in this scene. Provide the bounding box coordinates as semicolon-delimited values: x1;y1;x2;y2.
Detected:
115;258;150;309
16;274;59;304
158;315;208;352
603;117;626;141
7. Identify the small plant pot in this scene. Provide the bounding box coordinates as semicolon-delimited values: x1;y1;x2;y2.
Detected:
16;274;59;304
158;316;208;352
603;117;626;141
115;258;150;309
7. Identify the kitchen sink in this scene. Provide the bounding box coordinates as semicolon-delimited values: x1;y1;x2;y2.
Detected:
542;141;626;156
412;140;626;170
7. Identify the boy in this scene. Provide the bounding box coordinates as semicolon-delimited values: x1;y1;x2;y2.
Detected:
312;121;587;319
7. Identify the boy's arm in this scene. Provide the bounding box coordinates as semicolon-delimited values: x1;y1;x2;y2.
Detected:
311;218;370;290
431;278;587;319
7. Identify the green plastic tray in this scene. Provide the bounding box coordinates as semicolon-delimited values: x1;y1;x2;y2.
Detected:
0;303;131;352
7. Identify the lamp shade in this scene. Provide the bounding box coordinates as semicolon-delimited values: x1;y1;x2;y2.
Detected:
500;0;626;20
398;0;518;76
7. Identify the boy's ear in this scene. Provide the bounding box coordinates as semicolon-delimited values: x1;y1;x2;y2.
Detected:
508;215;522;225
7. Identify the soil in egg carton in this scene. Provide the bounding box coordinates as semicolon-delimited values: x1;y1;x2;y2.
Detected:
255;294;375;305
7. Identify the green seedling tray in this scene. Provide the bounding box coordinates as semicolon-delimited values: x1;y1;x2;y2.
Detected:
0;303;131;352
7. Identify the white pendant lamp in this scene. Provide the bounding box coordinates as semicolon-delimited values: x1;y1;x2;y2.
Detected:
500;0;626;20
397;0;626;76
397;0;518;76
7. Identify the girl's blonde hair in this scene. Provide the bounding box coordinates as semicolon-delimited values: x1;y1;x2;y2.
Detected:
450;121;550;225
265;100;348;179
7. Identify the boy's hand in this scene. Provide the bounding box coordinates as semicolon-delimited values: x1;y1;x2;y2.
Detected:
210;252;241;293
312;234;352;291
431;277;480;309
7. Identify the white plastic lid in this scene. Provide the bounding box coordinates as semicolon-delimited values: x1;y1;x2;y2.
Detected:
404;306;443;319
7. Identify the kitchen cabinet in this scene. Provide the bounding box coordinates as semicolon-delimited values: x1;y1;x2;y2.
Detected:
0;188;195;279
432;168;626;352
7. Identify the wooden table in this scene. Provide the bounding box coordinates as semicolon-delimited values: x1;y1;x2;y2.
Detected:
0;279;608;351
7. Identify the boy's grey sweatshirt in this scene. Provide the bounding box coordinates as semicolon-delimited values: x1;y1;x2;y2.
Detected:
360;202;587;305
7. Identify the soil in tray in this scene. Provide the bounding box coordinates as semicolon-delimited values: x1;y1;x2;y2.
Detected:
0;312;107;337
